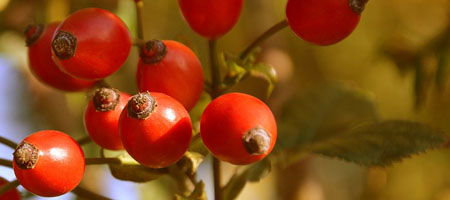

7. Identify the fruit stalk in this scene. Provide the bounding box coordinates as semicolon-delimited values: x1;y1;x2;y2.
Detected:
0;180;19;196
0;158;12;168
208;39;223;200
240;19;289;60
135;0;145;40
209;39;221;99
76;136;92;146
0;136;17;149
213;157;222;200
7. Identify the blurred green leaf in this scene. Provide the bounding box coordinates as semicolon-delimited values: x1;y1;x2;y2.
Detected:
104;150;168;183
226;69;274;101
252;63;278;84
173;181;207;200
307;120;448;166
278;82;448;166
278;82;378;150
177;151;205;176
221;53;247;87
222;159;271;200
276;82;378;166
109;163;168;183
241;47;260;67
220;50;278;100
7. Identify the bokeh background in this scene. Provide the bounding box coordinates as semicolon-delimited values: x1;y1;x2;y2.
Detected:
0;0;450;199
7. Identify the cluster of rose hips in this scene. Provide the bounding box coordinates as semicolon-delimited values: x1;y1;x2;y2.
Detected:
2;0;369;198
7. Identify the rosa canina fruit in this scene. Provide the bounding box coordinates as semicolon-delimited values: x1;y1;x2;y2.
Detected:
84;88;131;150
119;92;192;168
286;0;369;45
51;8;132;80
26;23;97;91
137;40;204;111
178;0;243;39
13;130;85;197
201;92;277;165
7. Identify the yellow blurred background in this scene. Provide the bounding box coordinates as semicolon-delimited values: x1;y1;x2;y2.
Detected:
0;0;449;199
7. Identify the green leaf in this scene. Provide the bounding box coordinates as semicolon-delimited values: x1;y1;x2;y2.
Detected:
221;53;247;87
220;51;277;100
222;159;271;200
278;82;378;150
252;63;278;84
278;82;448;166
241;47;260;67
173;181;207;200
104;150;168;183
307;120;448;166
225;69;274;101
176;151;205;176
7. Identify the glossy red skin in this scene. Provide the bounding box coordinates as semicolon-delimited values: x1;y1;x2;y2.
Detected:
201;93;277;165
28;22;97;91
13;130;85;197
137;40;204;111
119;92;192;168
178;0;243;39
0;177;21;200
286;0;361;45
52;8;131;80
84;92;131;150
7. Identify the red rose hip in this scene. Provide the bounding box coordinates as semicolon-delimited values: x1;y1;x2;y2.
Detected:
84;88;130;150
119;92;192;168
51;8;132;80
0;177;21;200
137;40;204;111
178;0;243;39
201;93;277;165
26;23;97;91
286;0;369;45
13;130;85;197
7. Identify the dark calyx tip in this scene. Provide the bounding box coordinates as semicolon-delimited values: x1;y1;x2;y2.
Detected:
25;24;45;46
140;40;167;64
93;88;120;112
128;92;157;119
13;141;40;169
52;31;77;60
242;127;271;155
348;0;369;14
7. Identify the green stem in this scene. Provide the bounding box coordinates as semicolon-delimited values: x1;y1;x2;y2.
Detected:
85;157;122;165
209;39;221;98
0;158;12;168
94;79;111;88
132;38;146;47
208;38;224;200
135;0;145;41
239;19;289;60
77;136;92;146
213;157;222;200
72;186;112;200
0;136;17;149
0;180;19;196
